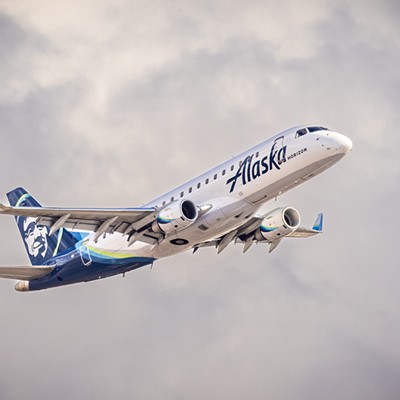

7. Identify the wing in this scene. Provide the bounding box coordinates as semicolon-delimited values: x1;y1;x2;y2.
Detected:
192;213;323;253
286;213;323;238
286;227;320;238
236;212;323;239
0;204;157;239
0;266;55;280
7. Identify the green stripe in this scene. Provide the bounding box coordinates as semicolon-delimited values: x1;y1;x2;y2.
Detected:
84;243;135;259
53;228;63;256
15;193;31;207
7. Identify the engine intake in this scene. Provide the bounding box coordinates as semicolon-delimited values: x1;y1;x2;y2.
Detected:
152;199;198;234
254;207;301;242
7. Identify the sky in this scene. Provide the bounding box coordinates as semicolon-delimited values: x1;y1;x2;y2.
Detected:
0;0;399;399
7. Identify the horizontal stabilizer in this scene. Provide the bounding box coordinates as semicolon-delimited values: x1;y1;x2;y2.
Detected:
0;266;54;280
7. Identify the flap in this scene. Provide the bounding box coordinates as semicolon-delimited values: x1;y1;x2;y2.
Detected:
286;228;321;238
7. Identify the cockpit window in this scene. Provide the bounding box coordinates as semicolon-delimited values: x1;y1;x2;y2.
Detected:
307;126;329;133
295;128;308;138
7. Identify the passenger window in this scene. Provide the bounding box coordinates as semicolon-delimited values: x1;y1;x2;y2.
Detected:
171;197;174;202
214;174;217;180
180;191;184;197
295;128;308;138
231;165;234;171
205;178;209;184
189;187;192;193
197;183;201;189
239;160;243;167
162;201;166;206
222;169;226;176
256;151;259;157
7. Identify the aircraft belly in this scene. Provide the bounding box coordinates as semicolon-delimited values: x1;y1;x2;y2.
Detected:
81;151;345;260
90;154;344;260
146;203;259;258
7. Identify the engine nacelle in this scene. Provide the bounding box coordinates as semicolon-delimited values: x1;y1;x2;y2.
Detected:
254;207;301;242
152;199;198;234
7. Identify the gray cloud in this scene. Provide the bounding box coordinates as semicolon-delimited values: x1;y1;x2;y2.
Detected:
0;1;399;399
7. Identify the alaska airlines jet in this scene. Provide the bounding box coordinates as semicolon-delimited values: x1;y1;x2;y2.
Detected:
0;125;352;291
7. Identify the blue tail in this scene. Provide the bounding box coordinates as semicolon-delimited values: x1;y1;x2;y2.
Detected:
7;187;78;265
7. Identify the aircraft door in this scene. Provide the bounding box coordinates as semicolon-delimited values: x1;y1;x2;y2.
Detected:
274;135;286;165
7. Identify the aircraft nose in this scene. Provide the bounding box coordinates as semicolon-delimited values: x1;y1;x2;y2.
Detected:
335;133;353;153
319;131;353;154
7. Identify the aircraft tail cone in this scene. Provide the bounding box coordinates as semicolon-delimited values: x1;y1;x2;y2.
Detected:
15;280;30;292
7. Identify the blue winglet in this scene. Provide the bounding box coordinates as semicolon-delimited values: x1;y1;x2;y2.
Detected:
312;213;323;232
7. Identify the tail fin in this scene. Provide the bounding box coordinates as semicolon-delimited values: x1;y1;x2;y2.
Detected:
7;187;78;265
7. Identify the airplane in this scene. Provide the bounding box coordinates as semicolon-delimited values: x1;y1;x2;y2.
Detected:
0;125;352;292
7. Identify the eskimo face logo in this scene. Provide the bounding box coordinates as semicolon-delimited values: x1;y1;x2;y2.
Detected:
226;142;287;193
22;217;49;258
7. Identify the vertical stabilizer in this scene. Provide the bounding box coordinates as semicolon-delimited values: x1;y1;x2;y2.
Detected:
7;187;78;265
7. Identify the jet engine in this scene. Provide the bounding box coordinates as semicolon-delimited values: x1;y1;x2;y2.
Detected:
254;207;301;242
152;199;198;234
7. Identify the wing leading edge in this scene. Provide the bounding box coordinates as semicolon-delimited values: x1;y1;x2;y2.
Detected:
0;204;157;235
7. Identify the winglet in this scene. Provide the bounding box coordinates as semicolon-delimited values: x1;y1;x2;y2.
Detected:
312;213;323;232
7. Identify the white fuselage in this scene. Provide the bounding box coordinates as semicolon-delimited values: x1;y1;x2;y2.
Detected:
88;126;352;259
